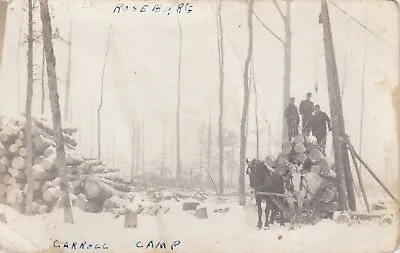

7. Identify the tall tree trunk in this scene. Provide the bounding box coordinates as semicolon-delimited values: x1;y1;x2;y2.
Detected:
207;109;212;174
97;25;112;159
41;46;46;114
281;0;291;143
135;122;140;176
0;0;7;70
359;15;367;168
216;0;224;195
176;16;182;180
130;113;135;182
64;19;72;121
141;119;145;174
25;0;34;215
39;0;74;223
251;59;259;159
239;0;254;206
320;0;355;211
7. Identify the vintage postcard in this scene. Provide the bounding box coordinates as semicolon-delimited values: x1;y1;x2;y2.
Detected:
0;0;398;252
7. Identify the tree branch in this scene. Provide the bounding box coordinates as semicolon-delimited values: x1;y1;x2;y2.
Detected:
272;0;285;20
252;11;284;44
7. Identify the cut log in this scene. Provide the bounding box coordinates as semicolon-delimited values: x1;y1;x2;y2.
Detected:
95;177;132;192
9;168;25;180
48;187;62;199
32;135;53;155
11;156;25;170
43;146;55;157
84;179;102;200
0;157;9;167
90;165;106;174
41;181;52;193
124;210;138;228
0;183;6;196
18;147;27;158
10;182;24;191
34;156;44;165
43;190;54;202
33;164;52;181
42;154;56;171
33;181;41;191
2;174;11;184
0;144;8;157
84;176;130;202
75;193;102;213
14;139;23;148
32;118;77;147
65;155;84;167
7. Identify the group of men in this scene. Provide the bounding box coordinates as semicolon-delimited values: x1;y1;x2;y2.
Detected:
284;92;332;155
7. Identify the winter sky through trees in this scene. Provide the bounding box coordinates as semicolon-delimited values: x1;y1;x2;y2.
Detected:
0;0;397;188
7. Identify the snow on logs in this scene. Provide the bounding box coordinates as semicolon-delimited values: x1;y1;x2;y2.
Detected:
0;115;131;214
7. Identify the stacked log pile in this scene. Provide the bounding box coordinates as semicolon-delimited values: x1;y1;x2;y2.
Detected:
269;135;333;177
0;115;133;215
267;135;339;220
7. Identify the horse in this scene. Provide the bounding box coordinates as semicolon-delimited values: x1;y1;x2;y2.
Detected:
246;159;286;229
290;170;324;224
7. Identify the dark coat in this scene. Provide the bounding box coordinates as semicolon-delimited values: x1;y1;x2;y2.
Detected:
311;111;332;135
284;103;299;123
299;100;314;116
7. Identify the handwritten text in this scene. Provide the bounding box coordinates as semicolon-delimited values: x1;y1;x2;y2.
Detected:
113;3;193;15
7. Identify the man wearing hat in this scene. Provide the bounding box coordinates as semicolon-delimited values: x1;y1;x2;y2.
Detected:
299;92;314;136
311;105;332;155
284;97;300;141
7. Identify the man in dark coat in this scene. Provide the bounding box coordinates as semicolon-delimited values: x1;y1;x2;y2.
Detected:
311;105;332;155
284;97;299;141
299;92;314;136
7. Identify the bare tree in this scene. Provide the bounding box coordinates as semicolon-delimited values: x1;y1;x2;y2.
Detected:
41;47;46;114
176;16;182;180
270;0;292;143
135;121;140;176
97;25;112;159
207;109;212;176
24;0;34;215
239;0;254;205
128;110;136;182
0;0;8;70
39;0;73;223
64;19;72;121
251;59;259;159
141;118;145;174
216;0;225;195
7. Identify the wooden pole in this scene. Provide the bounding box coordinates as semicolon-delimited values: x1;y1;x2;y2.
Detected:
320;0;350;211
347;140;370;211
347;139;400;206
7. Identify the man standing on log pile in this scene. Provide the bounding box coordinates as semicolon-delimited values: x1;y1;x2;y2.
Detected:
299;92;314;136
284;97;300;141
311;105;332;155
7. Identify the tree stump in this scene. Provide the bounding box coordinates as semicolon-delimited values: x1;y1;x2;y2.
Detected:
194;207;208;219
182;202;199;211
124;210;138;228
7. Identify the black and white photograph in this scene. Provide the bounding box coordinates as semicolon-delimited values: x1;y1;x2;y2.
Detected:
0;0;399;252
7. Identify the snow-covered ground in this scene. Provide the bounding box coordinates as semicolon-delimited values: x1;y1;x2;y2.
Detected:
0;196;398;253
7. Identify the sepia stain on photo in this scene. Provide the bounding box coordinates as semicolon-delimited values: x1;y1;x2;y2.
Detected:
0;0;398;252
